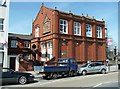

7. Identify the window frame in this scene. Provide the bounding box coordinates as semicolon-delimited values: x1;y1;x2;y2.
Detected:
11;40;17;48
24;54;30;60
24;41;30;48
59;19;68;34
48;42;52;49
42;43;46;49
86;24;92;37
35;26;39;37
96;26;102;38
0;18;4;31
74;22;81;35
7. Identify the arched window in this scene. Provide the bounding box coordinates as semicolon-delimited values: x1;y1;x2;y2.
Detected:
35;26;39;37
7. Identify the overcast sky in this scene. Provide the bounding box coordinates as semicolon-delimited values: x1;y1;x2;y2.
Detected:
9;2;118;48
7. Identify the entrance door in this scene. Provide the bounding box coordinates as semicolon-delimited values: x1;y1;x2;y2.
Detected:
10;57;16;70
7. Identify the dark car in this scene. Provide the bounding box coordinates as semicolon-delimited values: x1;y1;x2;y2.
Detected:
0;68;35;85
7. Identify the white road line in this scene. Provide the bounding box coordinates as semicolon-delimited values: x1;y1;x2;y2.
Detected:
93;83;103;87
93;81;118;87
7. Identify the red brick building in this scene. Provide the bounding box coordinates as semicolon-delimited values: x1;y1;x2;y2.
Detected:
31;4;106;64
8;33;33;71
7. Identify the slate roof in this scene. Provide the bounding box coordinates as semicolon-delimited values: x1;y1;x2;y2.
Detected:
8;33;32;40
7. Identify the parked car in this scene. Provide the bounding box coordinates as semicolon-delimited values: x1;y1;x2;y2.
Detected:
0;68;35;85
79;62;107;75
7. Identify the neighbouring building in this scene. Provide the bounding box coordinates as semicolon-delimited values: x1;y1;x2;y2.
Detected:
31;4;106;64
8;33;32;71
0;0;9;67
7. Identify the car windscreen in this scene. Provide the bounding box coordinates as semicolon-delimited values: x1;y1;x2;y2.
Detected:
58;59;68;63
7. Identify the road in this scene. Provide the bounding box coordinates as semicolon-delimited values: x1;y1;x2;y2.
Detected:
1;72;118;87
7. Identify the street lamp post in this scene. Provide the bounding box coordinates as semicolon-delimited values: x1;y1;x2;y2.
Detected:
114;46;118;69
32;44;36;64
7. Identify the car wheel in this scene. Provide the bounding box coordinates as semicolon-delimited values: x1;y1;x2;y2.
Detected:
101;69;106;74
69;71;74;77
18;76;27;84
52;73;58;79
82;70;87;75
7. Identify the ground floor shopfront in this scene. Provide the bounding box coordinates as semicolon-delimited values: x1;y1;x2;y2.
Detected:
0;44;8;68
31;36;106;64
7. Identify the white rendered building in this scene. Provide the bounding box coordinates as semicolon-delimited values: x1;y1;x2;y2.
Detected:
0;0;9;68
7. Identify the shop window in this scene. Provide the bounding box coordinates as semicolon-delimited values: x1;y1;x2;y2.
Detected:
0;45;4;50
0;52;4;67
42;43;46;49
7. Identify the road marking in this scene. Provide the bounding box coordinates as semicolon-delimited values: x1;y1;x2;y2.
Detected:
93;81;118;87
93;83;103;87
27;72;117;87
2;72;118;87
33;72;118;86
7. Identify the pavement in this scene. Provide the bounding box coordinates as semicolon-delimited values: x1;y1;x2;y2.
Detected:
24;65;119;78
106;65;118;72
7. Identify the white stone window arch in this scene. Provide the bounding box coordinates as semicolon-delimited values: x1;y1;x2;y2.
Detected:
35;26;39;37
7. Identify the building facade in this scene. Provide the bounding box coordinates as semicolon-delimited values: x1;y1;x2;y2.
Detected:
31;4;106;64
8;33;32;71
0;0;9;67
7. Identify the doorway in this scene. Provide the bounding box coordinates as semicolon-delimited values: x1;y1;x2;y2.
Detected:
10;57;16;70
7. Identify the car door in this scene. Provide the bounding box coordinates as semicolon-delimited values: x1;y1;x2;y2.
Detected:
93;63;101;73
87;63;95;73
2;68;10;83
70;58;78;72
2;68;17;84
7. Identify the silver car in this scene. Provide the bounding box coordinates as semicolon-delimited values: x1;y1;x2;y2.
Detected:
78;62;107;75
